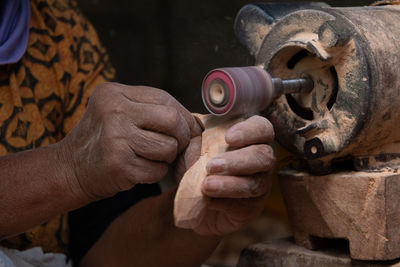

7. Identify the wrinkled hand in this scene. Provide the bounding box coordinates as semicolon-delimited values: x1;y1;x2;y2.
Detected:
177;115;275;236
59;83;202;202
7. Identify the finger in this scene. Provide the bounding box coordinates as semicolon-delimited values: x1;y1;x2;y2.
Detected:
183;136;202;169
202;172;272;198
174;155;186;182
175;136;202;181
206;144;275;175
225;115;274;148
127;102;190;152
130;128;178;163
208;195;268;220
129;154;169;184
105;151;168;189
118;84;203;137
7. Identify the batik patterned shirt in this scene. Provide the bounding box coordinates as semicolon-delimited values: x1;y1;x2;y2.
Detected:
0;0;115;254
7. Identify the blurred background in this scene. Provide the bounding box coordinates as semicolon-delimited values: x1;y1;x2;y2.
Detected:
78;1;374;266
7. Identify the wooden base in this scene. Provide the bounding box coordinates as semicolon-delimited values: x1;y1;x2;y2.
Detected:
237;238;400;267
279;169;400;260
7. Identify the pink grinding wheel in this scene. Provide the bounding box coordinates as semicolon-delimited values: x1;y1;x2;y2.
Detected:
202;70;236;115
202;67;274;116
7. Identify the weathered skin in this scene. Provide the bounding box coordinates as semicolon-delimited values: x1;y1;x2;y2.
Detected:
60;82;203;201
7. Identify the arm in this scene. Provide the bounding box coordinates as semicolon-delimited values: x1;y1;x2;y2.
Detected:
81;188;220;267
0;143;87;239
0;83;201;239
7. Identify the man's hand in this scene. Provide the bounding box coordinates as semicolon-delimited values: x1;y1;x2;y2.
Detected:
179;115;275;236
80;115;274;266
59;83;202;202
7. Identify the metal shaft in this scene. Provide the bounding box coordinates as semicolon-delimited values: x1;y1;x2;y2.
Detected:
272;77;314;99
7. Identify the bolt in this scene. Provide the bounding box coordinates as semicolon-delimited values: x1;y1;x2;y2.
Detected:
311;146;318;154
304;137;325;160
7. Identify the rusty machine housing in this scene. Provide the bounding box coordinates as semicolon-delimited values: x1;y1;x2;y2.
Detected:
234;1;400;261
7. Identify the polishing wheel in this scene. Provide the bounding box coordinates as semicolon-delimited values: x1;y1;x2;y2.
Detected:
202;66;313;116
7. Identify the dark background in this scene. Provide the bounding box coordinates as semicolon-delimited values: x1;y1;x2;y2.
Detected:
78;0;373;113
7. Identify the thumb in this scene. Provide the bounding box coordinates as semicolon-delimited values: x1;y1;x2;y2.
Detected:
175;136;202;182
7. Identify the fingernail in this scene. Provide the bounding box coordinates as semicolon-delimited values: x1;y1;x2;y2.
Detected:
207;158;226;174
204;179;222;193
226;129;243;144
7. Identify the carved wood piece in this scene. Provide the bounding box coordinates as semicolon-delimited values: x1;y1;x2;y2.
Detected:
174;115;242;229
279;169;400;260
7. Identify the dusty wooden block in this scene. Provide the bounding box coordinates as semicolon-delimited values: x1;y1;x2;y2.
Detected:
279;169;400;261
174;115;242;229
237;238;400;267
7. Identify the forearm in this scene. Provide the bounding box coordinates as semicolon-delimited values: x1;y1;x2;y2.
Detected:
0;142;88;238
81;188;221;267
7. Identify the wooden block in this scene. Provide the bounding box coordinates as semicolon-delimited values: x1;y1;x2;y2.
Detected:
174;115;242;229
237;238;400;267
279;169;400;260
